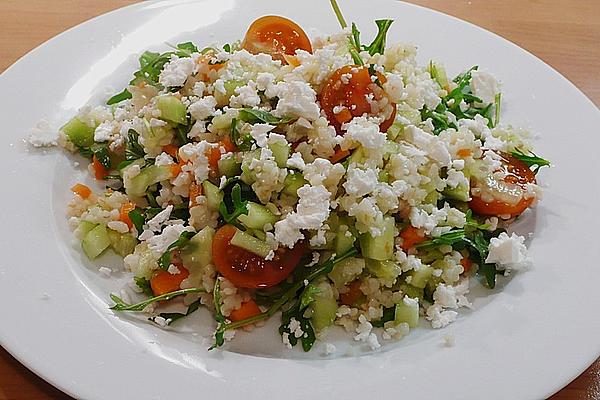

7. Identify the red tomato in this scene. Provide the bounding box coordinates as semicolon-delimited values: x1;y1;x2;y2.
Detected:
212;225;306;289
469;152;536;218
319;65;396;134
242;16;312;63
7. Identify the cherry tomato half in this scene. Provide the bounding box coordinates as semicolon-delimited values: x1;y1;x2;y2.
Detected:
469;152;536;218
319;65;397;134
242;16;313;63
212;225;306;289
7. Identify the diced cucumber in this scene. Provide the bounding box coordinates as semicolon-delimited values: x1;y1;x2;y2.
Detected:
378;170;390;183
347;146;367;165
230;229;272;258
328;257;364;288
359;216;396;261
394;297;420;328
409;265;434;289
77;221;97;238
269;141;290;168
180;227;214;272
335;229;356;255
107;230;137;257
283;172;307;197
386;121;403;141
240;149;260;185
396;103;422;126
365;259;401;281
218;154;241;177
157;95;187;125
251;229;267;241
310;280;338;332
443;181;470;202
61;117;95;148
429;61;449;90
237;202;278;230
201;180;223;210
125;165;172;197
81;224;111;259
398;283;424;300
214;80;244;106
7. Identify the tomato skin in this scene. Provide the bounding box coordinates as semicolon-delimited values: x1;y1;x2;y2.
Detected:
469;152;536;218
242;16;312;63
212;225;306;289
319;65;396;134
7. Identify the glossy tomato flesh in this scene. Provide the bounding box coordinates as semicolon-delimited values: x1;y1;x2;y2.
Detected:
242;15;312;63
212;225;306;289
469;152;536;218
319;65;397;134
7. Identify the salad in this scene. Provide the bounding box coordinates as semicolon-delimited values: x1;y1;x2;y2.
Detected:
59;1;550;352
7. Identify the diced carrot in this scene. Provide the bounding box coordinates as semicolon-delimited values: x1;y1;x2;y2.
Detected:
457;148;472;158
399;226;426;251
220;136;238;153
329;146;350;164
334;107;353;125
162;144;179;158
339;280;363;306
119;201;136;229
207;146;222;171
91;155;108;180
189;181;202;207
283;54;301;67
70;183;92;199
150;266;190;296
460;256;472;274
170;163;182;178
229;299;262;322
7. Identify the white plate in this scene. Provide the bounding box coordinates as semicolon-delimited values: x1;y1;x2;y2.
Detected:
1;1;599;399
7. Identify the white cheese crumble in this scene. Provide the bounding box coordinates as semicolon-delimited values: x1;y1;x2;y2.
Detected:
485;232;533;272
159;54;199;87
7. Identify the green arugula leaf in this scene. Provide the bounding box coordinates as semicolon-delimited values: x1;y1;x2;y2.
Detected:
91;144;111;169
128;209;145;234
494;93;501;127
511;148;551;174
125;129;145;160
299;284;321;310
157;230;196;270
211;249;358;349
175;41;199;55
209;278;227;350
134;276;154;297
106;88;132;105
416;229;466;249
149;299;202;326
237;108;295;125
218;183;249;228
279;301;316;352
371;306;396;328
110;287;205;311
364;19;394;56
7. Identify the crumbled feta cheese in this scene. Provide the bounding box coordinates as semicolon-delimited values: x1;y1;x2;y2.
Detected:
485;232;533;272
159;54;198;87
188;96;217;120
27;119;58;147
250;124;276;148
93;121;115;142
167;264;181;275
287;152;306;170
155;152;174;166
270;81;320;121
146;224;194;256
107;220;130;234
470;70;500;104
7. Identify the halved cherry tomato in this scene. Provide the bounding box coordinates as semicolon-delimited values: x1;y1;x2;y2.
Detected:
150;266;190;296
339;280;363;306
161;144;179;158
329;146;351;164
212;225;305;289
91;155;108;180
229;299;262;322
399;226;426;251
242;15;312;63
71;183;92;199
469;152;536;218
460;256;472;274
319;65;396;134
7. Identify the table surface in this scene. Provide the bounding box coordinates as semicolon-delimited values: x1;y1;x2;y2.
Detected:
0;1;598;399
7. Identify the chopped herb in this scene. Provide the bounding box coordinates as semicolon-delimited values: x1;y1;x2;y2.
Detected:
209;278;226;350
91;144;111;169
230;118;253;151
134;276;153;297
511;148;551;174
223;43;232;53
416;229;466;249
157;230;196;270
299;284;321;310
106;88;132;105
110;287;205;311
237;108;295;124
